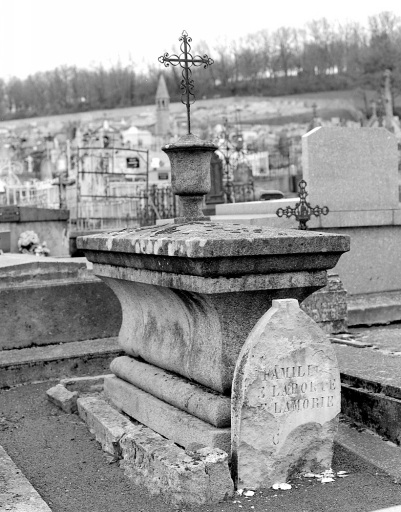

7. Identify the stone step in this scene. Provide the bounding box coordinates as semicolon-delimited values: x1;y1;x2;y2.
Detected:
0;337;123;389
347;290;401;326
334;333;401;445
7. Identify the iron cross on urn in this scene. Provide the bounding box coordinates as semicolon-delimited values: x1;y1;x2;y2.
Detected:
158;31;216;223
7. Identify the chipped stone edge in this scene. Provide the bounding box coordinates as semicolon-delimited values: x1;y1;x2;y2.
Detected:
45;378;234;506
0;444;52;511
77;396;234;507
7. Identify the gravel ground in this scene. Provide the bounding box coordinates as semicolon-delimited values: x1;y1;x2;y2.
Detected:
1;381;401;512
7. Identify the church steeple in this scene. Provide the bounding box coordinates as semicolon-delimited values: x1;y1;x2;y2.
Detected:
155;74;170;140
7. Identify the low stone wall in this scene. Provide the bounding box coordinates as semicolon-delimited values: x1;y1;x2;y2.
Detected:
0;254;121;350
0;206;70;257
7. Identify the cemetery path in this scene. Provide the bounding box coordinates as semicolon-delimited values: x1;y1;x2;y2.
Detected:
1;381;401;512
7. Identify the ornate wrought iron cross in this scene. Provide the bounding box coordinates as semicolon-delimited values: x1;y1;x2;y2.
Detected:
158;30;214;134
276;180;329;230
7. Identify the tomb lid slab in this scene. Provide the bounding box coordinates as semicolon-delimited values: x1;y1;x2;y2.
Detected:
78;221;349;259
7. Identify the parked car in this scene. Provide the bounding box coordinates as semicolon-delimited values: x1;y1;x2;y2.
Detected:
258;189;285;201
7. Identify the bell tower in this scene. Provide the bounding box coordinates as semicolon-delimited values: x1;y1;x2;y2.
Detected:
155;74;170;142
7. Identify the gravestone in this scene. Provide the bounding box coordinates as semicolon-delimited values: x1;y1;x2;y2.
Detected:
206;152;225;205
303;127;399;212
232;299;340;488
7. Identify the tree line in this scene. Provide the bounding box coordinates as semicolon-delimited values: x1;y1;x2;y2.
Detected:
1;11;401;120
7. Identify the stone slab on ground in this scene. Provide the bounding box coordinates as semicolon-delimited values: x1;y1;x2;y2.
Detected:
337;423;401;482
77;396;138;456
104;375;231;453
61;374;111;394
372;508;401;512
347;290;401;326
77;395;234;507
0;337;123;388
334;328;401;443
0;444;52;511
46;383;78;413
335;335;401;397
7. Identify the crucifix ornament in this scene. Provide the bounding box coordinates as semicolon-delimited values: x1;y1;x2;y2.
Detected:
276;180;329;230
159;30;214;134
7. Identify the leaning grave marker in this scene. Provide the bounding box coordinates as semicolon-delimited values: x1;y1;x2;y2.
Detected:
77;31;350;497
232;298;340;488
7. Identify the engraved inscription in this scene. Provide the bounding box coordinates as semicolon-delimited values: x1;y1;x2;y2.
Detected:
259;364;337;415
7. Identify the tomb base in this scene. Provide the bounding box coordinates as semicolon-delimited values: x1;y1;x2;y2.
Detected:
104;375;231;454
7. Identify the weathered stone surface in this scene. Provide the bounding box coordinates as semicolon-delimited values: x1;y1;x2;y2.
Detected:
61;374;111;394
94;263;327;294
104;375;231;453
0;254;121;350
0;445;52;511
77;395;233;507
78;221;349;278
77;396;135;456
102;280;324;393
111;356;231;427
46;384;78;413
1;337;123;389
301;273;347;333
163;134;217;222
231;299;340;489
303;127;399;211
121;433;234;507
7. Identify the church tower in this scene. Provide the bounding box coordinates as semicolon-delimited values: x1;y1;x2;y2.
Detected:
155;74;170;142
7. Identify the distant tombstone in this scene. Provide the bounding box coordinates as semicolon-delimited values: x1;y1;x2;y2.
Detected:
303;127;399;211
206;151;225;204
231;299;340;489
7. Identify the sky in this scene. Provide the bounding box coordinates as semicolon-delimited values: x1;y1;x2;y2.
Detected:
1;0;401;80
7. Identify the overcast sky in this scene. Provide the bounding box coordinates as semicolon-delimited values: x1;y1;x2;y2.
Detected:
1;0;401;79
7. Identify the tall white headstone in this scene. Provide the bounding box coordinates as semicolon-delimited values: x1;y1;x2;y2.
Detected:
231;299;340;489
302;127;399;211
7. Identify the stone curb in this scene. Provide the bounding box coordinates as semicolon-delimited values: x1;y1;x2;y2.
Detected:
337;423;401;482
0;444;52;511
1;338;123;389
341;383;401;445
77;396;234;507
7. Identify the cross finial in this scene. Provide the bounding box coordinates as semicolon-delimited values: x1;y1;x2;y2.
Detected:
158;30;214;134
276;180;329;229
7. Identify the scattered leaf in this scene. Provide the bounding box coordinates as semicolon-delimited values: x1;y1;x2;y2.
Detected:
236;489;244;496
321;477;335;483
304;473;317;478
337;471;349;475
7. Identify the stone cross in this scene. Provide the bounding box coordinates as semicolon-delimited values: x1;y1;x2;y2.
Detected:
159;30;214;134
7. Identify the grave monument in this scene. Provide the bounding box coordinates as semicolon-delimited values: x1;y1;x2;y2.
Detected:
77;32;349;496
